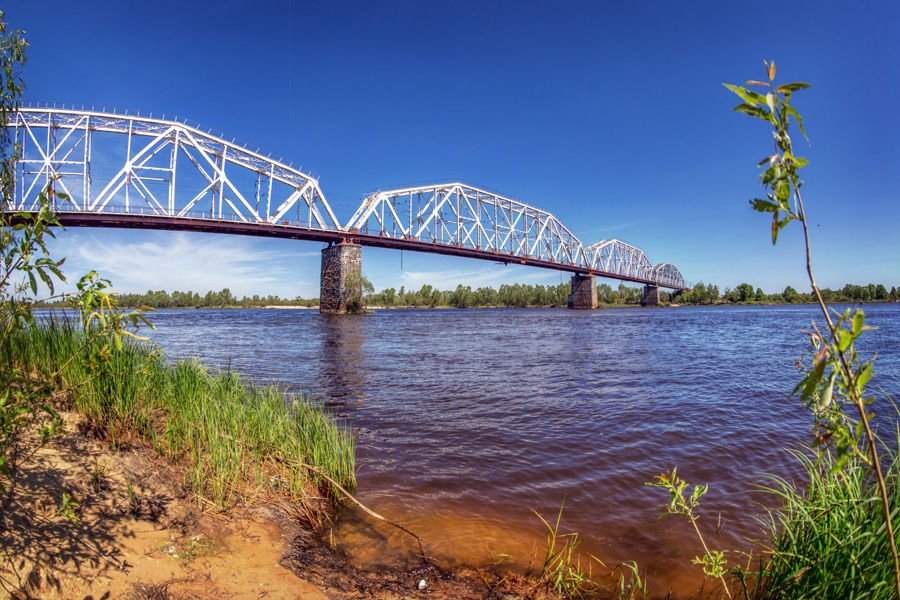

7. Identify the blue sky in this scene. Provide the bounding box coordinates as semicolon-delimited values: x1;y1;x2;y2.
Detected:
6;0;899;298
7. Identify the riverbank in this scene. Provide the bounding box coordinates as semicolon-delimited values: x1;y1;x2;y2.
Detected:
1;409;331;599
2;410;551;600
1;323;581;600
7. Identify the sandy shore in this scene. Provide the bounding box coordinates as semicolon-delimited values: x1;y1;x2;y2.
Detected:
0;413;536;600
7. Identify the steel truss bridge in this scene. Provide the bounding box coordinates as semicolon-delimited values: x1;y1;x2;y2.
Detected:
5;104;685;290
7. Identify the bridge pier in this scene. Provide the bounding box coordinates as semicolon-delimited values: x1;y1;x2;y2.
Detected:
320;242;363;314
567;274;597;309
641;284;660;306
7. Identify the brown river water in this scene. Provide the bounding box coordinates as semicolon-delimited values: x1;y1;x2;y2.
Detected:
147;303;900;597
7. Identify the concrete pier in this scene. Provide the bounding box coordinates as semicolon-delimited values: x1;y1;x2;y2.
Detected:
320;242;363;314
641;284;660;306
567;274;598;309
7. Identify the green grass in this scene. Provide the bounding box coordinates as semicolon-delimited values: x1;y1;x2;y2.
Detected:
4;317;355;517
530;502;647;600
744;437;899;600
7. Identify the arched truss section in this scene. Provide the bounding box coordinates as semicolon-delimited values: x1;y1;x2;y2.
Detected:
583;239;655;283
7;103;342;230
345;182;586;268
653;263;685;290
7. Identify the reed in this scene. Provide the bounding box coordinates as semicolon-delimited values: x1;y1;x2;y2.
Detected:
4;317;355;515
532;502;596;599
746;436;899;599
530;502;647;599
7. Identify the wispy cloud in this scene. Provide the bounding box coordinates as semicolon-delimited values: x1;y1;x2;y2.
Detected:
396;265;557;290
56;231;314;296
576;217;665;237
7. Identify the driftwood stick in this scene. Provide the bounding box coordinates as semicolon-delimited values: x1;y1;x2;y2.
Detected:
299;461;435;569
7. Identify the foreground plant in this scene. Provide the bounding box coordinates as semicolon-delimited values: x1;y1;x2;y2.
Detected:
646;469;732;598
6;321;356;515
530;502;646;599
725;62;900;595
0;11;151;521
752;441;899;598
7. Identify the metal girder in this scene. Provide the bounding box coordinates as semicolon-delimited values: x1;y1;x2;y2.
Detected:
652;263;686;290
347;183;686;289
583;239;654;281
7;103;342;231
345;182;585;268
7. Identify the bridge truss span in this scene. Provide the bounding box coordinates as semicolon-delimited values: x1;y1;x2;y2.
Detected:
346;183;686;290
9;104;343;231
584;239;655;283
653;263;685;290
345;183;585;269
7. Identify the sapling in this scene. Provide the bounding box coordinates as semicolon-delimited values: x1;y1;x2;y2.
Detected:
725;61;900;593
645;468;732;599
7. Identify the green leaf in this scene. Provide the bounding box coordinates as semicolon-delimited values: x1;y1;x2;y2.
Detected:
732;103;768;119
783;106;809;143
815;372;836;411
795;358;826;400
837;329;852;352
723;84;768;106
36;267;55;295
857;362;874;388
776;82;812;93
766;92;777;114
771;214;794;244
775;179;791;201
851;310;865;336
750;198;780;213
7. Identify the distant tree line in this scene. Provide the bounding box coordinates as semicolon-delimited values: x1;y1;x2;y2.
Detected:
674;282;899;305
36;288;319;309
369;283;572;308
34;281;898;310
370;281;672;308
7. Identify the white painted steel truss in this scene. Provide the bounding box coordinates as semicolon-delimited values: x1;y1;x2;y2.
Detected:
8;104;341;229
347;183;686;289
652;263;685;290
346;182;585;267
5;105;685;289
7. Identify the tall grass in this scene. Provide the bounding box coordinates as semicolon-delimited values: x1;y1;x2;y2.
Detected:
529;502;647;600
746;435;899;599
4;317;355;517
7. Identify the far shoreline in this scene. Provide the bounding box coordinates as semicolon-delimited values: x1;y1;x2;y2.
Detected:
36;299;900;311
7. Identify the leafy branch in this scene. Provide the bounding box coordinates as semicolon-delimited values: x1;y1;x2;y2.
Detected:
0;10;154;520
646;468;732;599
725;60;900;594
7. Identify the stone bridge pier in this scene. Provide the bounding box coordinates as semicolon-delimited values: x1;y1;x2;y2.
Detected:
641;284;660;306
567;274;597;309
320;242;362;314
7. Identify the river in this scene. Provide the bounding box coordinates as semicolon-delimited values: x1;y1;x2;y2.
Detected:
146;303;900;596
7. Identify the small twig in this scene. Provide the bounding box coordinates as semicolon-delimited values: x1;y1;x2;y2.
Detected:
76;536;126;570
473;564;495;594
297;461;438;571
